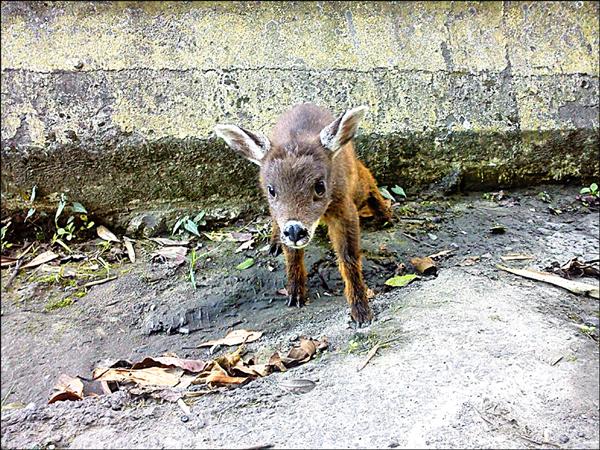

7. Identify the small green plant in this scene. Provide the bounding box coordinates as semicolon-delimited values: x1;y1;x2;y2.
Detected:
172;211;206;238
1;221;13;252
346;340;361;354
580;183;599;197
537;191;552;203
254;221;272;243
579;324;597;338
25;185;37;221
51;195;94;251
379;185;407;202
483;190;506;202
236;258;254;270
45;296;74;311
345;331;381;354
189;248;199;289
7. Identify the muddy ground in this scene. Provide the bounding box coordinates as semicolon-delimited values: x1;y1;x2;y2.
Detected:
1;185;599;449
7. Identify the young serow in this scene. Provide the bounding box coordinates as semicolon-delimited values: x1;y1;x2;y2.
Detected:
215;103;392;326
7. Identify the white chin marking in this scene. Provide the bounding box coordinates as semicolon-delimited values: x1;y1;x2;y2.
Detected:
283;238;310;249
287;243;308;249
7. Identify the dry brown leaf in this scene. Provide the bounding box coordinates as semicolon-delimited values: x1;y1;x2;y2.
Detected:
500;254;534;262
286;338;317;364
197;329;263;348
460;256;480;266
497;265;599;299
123;237;136;263
129;386;184;402
22;250;59;269
150;237;190;247
176;373;198;390
357;344;381;372
131;356;207;373
92;366;184;386
427;249;454;260
40;265;77;277
0;256;18;268
48;374;84;404
410;256;438;275
230;232;253;242
213;347;244;371
267;353;288;372
366;288;375;299
96;225;120;243
546;257;600;279
235;239;255;253
82;276;117;288
232;361;271;377
268;337;328;370
151;246;188;263
202;362;248;385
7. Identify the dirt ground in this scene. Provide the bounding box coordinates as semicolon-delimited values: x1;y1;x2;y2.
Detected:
1;185;599;449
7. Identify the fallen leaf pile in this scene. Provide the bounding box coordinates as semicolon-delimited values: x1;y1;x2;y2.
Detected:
48;334;328;405
197;329;263;349
545;257;600;280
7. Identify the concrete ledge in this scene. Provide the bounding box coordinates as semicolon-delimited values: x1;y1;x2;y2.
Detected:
1;1;599;222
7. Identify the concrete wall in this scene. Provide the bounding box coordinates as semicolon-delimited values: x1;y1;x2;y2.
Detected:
1;1;598;222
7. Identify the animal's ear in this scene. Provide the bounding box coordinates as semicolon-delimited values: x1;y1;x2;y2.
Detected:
214;124;270;166
320;106;368;154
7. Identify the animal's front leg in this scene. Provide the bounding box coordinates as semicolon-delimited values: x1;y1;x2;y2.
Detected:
269;220;283;257
327;203;373;326
283;246;306;307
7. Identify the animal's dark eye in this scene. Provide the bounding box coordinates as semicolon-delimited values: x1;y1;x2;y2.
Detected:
267;185;276;198
314;180;326;197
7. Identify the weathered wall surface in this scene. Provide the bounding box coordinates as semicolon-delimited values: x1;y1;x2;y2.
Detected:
1;1;599;222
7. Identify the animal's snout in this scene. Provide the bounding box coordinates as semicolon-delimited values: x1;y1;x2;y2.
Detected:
283;222;308;244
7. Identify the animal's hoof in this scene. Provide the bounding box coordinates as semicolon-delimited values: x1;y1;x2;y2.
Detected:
286;293;304;308
269;241;283;257
350;303;373;327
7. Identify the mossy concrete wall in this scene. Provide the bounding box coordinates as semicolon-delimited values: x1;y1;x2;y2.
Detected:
1;1;599;222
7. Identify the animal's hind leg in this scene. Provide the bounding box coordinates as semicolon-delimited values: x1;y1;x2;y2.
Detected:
367;186;393;224
358;163;393;224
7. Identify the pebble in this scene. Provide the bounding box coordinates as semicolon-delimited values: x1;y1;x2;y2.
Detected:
577;431;585;438
583;317;599;328
181;415;189;423
559;435;570;444
110;400;123;411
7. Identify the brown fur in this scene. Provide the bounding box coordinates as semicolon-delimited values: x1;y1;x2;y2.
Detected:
216;103;392;325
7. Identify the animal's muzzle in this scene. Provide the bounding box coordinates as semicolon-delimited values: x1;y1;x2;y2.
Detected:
281;220;311;248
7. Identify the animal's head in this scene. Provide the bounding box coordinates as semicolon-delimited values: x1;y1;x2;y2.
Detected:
214;106;367;249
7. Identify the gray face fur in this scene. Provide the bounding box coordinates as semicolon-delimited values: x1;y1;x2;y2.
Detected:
214;105;368;249
260;146;332;248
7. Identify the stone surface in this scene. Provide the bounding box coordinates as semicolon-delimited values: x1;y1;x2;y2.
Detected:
1;1;598;220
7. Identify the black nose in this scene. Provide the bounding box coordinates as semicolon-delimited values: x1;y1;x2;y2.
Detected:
283;223;308;243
